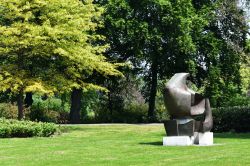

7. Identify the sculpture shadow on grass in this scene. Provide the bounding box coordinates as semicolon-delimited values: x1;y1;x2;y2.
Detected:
214;133;250;139
139;141;163;146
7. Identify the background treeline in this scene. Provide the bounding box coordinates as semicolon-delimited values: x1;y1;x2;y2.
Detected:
0;0;249;128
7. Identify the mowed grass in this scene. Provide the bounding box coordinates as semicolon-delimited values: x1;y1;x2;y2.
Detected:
0;124;250;166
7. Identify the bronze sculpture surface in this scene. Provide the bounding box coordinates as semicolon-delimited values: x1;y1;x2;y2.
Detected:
163;73;213;136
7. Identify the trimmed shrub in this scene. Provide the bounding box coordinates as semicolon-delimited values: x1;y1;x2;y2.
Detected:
0;118;58;138
213;106;250;133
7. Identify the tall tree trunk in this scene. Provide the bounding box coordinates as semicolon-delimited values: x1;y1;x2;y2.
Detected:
24;92;33;108
108;91;113;122
148;61;158;122
17;90;24;120
69;88;82;124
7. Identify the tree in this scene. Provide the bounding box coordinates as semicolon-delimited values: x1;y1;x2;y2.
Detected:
240;52;250;95
191;0;249;106
97;0;249;121
0;0;122;120
97;0;208;121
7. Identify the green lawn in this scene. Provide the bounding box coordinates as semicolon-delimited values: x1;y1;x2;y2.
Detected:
0;124;250;166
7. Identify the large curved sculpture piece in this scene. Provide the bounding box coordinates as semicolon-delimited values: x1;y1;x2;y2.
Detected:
163;73;213;136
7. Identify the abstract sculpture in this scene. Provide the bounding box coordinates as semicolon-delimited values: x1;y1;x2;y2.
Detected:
163;73;213;145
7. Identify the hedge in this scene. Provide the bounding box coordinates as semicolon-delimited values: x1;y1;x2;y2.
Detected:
0;118;58;138
213;106;250;133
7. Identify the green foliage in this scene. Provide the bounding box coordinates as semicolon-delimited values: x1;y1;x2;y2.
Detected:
111;103;148;123
0;0;123;120
213;106;250;133
29;95;69;123
240;56;250;94
80;75;168;123
80;89;104;121
82;101;168;123
29;106;60;123
155;89;170;122
222;94;250;107
78;71;147;123
97;0;248;113
0;0;122;113
0;118;58;138
0;103;18;119
192;0;248;107
103;0;206;74
0;94;70;123
91;103;148;123
0;0;248;122
32;94;70;112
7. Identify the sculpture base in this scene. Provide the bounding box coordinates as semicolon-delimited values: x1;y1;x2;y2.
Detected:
163;136;194;146
198;132;213;146
163;132;213;146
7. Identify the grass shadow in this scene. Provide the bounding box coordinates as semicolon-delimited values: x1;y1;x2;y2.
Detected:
215;133;250;139
59;126;85;133
139;141;162;146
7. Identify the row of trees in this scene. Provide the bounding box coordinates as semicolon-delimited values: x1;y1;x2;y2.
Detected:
0;0;249;123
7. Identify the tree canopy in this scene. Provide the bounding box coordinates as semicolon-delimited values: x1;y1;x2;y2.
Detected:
0;0;122;119
98;0;210;119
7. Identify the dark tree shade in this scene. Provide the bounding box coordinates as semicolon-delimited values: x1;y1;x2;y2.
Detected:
70;88;83;124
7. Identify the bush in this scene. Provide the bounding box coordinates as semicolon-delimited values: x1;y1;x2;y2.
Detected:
82;100;171;123
0;103;18;119
222;95;250;107
113;103;148;123
29;106;60;123
29;95;70;124
83;102;148;123
0;118;58;138
29;107;69;124
213;106;250;133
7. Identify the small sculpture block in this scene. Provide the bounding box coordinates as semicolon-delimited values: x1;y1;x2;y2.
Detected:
198;132;213;145
163;136;194;146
